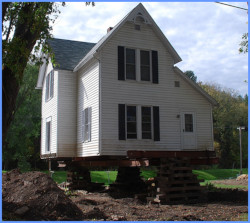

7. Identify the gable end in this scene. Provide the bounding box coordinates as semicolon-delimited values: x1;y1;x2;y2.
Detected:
173;67;218;106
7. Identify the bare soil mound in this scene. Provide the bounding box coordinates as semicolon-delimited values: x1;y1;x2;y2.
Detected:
2;169;83;221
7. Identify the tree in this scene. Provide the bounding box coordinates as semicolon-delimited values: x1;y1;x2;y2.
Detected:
2;2;65;146
239;32;248;53
184;70;197;82
2;2;95;145
3;64;44;171
199;83;248;168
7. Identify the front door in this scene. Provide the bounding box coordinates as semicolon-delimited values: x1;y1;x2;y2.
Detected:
181;112;196;150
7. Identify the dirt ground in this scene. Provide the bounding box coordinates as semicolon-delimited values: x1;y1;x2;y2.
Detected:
211;178;248;186
70;190;248;221
2;169;83;220
2;170;248;221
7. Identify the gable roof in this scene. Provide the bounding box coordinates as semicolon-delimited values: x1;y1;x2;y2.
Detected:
73;3;182;72
36;38;95;89
173;67;218;106
48;38;96;71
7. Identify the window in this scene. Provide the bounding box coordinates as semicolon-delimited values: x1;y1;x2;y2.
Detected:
175;81;180;87
46;118;51;152
135;24;141;30
185;114;193;132
119;104;160;141
141;107;152;139
126;106;137;139
140;50;150;81
118;46;158;83
82;107;92;142
126;48;136;80
45;70;54;101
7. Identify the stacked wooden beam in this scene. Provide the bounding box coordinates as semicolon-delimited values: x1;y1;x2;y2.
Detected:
67;167;104;191
147;158;205;204
110;167;146;194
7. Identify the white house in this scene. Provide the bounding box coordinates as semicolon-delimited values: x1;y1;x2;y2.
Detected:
36;3;217;161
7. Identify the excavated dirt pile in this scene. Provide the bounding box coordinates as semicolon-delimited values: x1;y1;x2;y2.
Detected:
2;169;83;221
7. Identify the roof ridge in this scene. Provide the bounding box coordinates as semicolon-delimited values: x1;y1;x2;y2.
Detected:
48;37;96;45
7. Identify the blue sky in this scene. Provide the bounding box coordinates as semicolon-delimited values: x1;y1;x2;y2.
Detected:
52;2;248;96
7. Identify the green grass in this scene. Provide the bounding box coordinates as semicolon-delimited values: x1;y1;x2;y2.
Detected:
91;171;117;185
3;168;248;188
193;168;248;181
49;168;247;185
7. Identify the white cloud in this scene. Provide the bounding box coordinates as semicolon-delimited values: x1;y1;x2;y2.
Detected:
51;2;248;96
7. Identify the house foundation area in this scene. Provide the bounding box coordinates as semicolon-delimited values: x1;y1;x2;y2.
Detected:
46;150;218;204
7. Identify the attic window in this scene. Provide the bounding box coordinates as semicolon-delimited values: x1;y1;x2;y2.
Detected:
175;81;180;87
135;24;140;30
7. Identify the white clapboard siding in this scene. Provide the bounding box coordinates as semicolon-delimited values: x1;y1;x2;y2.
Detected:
99;21;213;156
57;70;77;157
76;61;100;157
41;62;58;155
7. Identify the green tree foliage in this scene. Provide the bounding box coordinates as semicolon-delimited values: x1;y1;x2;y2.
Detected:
2;2;66;146
184;70;197;82
200;83;248;168
3;64;45;171
239;32;248;53
2;2;95;146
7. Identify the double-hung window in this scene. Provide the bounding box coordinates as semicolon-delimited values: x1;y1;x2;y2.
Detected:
82;107;92;142
118;46;158;83
45;70;54;101
126;106;137;139
141;107;152;139
140;50;150;81
45;117;51;152
126;48;136;80
119;104;160;141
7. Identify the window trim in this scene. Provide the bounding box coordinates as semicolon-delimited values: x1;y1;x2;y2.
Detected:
45;70;54;102
82;107;92;143
122;47;156;83
125;47;137;81
140;50;152;82
141;106;153;139
123;105;155;141
126;105;137;139
45;117;52;152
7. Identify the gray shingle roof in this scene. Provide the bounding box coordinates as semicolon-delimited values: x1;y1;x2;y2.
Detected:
48;38;96;71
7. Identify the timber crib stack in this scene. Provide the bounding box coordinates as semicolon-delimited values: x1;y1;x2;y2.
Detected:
66;167;104;191
147;157;205;204
110;167;146;193
67;167;92;190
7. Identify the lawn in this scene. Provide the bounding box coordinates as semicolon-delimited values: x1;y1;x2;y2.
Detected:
46;168;247;186
193;168;248;181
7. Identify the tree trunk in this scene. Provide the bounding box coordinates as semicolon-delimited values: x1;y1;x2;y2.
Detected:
2;3;51;146
2;66;21;146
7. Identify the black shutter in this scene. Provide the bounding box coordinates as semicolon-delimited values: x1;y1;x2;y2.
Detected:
118;104;126;140
152;51;158;84
118;46;125;80
153;106;160;141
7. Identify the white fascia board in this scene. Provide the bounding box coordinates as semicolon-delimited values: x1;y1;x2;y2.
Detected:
173;66;218;106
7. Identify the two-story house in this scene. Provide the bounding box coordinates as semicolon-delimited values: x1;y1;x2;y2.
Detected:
36;3;217;165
